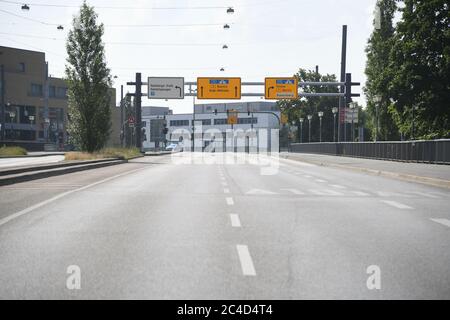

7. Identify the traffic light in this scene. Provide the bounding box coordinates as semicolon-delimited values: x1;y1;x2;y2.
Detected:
162;123;169;135
345;73;361;106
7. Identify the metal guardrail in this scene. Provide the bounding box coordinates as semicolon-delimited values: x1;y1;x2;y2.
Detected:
290;140;450;164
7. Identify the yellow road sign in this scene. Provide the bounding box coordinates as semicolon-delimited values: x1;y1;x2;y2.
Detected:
227;110;238;125
265;77;298;100
281;114;289;125
197;78;241;100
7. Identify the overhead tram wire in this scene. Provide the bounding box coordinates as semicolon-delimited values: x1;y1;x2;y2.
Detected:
0;9;235;29
0;31;303;47
0;0;232;10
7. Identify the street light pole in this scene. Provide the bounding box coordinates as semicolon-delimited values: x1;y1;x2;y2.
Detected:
332;107;338;142
299;118;304;143
307;115;313;143
0;64;5;142
349;102;356;142
373;95;381;142
318;111;324;143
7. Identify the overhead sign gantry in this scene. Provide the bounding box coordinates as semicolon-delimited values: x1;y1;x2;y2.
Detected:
265;77;298;100
197;77;241;100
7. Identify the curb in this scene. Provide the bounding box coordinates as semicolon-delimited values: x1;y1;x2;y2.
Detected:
0;158;122;177
145;152;173;157
0;153;66;159
280;155;450;189
0;159;127;186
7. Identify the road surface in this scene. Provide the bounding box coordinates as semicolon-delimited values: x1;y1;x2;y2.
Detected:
0;153;449;299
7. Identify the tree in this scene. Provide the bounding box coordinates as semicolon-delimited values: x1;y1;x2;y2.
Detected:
65;1;112;152
278;68;340;143
364;0;399;141
387;0;450;139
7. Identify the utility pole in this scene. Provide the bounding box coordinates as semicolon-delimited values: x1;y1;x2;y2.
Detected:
120;85;124;147
338;25;347;143
127;73;142;150
0;64;5;142
44;62;49;143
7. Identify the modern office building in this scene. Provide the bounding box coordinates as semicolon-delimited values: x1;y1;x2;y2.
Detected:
141;106;173;151
0;46;118;151
165;102;281;152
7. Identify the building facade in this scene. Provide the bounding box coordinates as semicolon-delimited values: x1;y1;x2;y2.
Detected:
165;102;281;152
141;106;173;151
0;46;118;151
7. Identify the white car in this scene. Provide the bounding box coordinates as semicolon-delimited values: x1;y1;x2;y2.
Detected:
165;142;182;152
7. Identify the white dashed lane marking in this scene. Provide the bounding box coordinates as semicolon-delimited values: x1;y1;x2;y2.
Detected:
330;184;347;189
309;189;343;196
236;245;256;276
381;200;413;210
430;218;450;228
226;197;234;206
230;214;242;228
281;188;305;195
351;191;370;196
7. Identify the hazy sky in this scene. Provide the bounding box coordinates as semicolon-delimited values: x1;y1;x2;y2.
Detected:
0;0;378;113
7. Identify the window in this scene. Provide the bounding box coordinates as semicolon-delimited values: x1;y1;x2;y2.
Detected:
193;119;211;126
56;87;68;98
30;83;43;97
49;86;56;98
18;63;25;73
238;118;257;125
19;106;36;124
170;120;189;127
5;129;36;141
214;119;228;125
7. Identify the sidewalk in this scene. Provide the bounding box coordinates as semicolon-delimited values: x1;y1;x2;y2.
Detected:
281;152;450;189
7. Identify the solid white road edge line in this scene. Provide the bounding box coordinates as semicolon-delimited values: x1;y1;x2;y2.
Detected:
236;245;256;276
0;167;147;228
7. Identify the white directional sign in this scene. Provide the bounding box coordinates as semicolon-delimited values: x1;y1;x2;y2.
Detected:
148;77;184;99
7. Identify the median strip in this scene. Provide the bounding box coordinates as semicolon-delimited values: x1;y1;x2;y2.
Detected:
0;159;127;186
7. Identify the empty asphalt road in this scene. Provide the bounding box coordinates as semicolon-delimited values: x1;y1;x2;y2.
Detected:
0;153;449;299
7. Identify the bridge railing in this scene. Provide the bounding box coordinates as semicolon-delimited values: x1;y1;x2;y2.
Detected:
290;140;450;164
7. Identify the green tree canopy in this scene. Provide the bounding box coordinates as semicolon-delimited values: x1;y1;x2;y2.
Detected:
364;0;400;141
65;1;112;152
387;0;450;139
278;69;341;143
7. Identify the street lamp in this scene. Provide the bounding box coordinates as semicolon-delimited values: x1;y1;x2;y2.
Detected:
223;24;230;29
332;107;338;142
307;115;313;143
227;7;235;14
373;95;381;142
318;111;324;143
349;102;357;142
21;4;30;11
299;118;304;143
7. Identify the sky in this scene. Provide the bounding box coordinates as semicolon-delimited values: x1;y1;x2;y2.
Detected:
0;0;379;114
